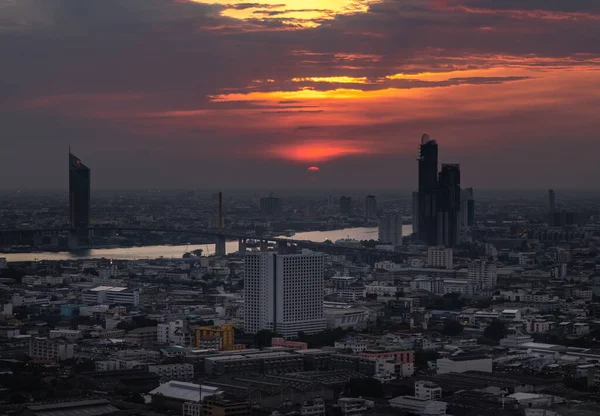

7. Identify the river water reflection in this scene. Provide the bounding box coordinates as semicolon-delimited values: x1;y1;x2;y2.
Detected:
1;225;412;262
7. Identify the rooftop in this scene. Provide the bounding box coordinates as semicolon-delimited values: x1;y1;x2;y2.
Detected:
89;286;127;292
149;380;221;403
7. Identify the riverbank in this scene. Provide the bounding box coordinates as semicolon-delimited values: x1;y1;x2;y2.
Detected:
1;225;412;262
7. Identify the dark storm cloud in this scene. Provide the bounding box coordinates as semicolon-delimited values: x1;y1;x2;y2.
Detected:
445;0;600;13
0;0;599;189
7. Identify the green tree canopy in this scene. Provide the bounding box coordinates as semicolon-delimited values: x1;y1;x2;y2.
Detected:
441;320;464;336
484;319;508;343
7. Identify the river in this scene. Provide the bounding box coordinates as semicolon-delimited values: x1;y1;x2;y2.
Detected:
1;225;412;262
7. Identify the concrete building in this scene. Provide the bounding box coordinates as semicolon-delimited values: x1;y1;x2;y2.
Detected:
415;381;442;400
194;324;241;351
148;363;194;380
468;260;497;291
324;308;368;330
389;395;447;416
427;246;453;270
378;211;403;246
82;286;141;306
244;250;326;339
198;394;251;416
149;381;222;413
442;280;471;296
436;354;492;374
271;337;308;350
49;329;82;341
337;398;374;415
124;327;157;346
204;351;303;376
365;195;377;220
157;320;195;347
28;337;75;361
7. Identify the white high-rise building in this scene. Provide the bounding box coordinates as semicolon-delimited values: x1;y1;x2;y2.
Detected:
244;250;326;339
427;246;453;270
378;212;403;246
468;260;497;291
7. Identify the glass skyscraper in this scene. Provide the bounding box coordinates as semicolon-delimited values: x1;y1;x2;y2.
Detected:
69;152;90;229
418;134;439;246
437;164;461;248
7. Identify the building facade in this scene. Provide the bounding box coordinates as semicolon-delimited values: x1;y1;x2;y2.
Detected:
244;251;326;338
437;164;461;248
427;246;453;269
365;195;377;220
417;134;439;246
378;211;403;246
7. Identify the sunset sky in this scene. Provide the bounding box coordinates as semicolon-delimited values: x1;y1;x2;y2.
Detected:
1;0;599;189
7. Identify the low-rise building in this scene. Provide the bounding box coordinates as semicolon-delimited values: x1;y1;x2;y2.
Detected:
436;354;492;374
389;395;447;416
82;286;141;306
148;363;194;380
124;327;157;346
49;329;82;341
28;337;75;361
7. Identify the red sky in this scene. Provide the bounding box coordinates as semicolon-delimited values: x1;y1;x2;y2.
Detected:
0;0;599;189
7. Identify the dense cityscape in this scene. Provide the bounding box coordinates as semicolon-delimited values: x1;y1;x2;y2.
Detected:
2;0;600;415
0;136;599;416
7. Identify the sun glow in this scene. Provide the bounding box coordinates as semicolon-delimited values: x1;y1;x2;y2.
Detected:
268;142;371;162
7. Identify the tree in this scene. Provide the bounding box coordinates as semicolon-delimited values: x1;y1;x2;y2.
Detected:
414;351;439;371
346;378;384;398
484;319;508;343
441;320;464;336
254;330;280;348
83;268;99;276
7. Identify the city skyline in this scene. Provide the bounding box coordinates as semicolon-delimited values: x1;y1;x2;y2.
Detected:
1;0;599;189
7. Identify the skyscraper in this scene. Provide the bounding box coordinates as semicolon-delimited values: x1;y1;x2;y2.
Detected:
339;196;353;215
460;188;475;228
418;134;439;245
412;191;419;235
548;189;556;213
69;152;90;230
365;195;377;220
437;164;461;248
260;195;282;217
378;211;403;246
244;250;326;339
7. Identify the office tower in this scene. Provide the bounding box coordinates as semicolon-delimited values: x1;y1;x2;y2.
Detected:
69;152;90;229
340;196;353;215
244;250;326;339
418;134;439;245
460;188;475;228
437;164;461;248
378;211;403;246
260;194;282;217
327;195;334;211
548;189;556;213
365;195;377;220
468;260;497;291
427;246;453;270
412;192;419;235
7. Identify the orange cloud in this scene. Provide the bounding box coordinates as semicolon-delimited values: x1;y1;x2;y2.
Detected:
267;142;374;162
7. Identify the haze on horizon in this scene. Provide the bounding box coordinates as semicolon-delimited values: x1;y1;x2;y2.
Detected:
1;0;599;190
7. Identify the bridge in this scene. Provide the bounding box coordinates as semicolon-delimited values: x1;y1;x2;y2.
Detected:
0;226;407;263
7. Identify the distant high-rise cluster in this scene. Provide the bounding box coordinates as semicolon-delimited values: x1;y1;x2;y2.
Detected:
414;134;473;247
